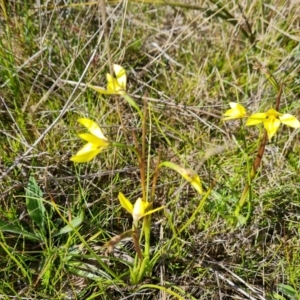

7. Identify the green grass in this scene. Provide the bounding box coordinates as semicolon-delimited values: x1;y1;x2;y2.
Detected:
1;0;300;299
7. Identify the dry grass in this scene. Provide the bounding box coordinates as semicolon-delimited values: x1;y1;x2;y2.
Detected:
1;0;300;299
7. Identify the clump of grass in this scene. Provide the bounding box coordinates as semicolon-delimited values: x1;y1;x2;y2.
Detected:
1;1;300;299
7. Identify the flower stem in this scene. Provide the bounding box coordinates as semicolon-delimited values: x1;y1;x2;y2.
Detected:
121;93;143;118
234;130;268;222
234;85;283;224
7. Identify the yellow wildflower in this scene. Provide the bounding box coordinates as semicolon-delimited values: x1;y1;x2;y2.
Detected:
88;64;126;95
70;118;110;163
118;192;165;226
223;102;247;120
159;162;203;195
246;108;300;140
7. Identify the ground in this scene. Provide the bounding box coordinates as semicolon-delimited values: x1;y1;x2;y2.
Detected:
1;0;300;299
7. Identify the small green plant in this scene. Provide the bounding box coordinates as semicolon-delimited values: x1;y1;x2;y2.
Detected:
70;64;205;287
68;62;300;290
0;175;124;292
223;80;300;225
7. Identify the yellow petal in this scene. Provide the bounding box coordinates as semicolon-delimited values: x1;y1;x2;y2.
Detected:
87;83;112;95
75;142;98;154
118;192;133;215
223;102;247;120
107;76;122;94
263;116;281;140
78;118;107;140
70;143;102;162
78;133;110;147
246;113;267;126
132;198;148;222
181;169;203;195
159;162;203;195
223;109;239;120
106;73;115;86
113;64;126;90
266;108;282;117
279;114;300;128
143;206;165;218
190;174;203;195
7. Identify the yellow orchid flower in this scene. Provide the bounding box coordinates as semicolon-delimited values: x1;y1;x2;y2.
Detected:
118;192;165;226
246;108;300;140
223;102;247;120
88;64;126;95
70;118;110;163
159;162;203;195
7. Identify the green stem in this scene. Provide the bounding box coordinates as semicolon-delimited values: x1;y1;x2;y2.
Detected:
143;216;151;257
138;284;196;300
111;141;131;149
121;93;143;119
111;141;141;161
179;186;212;233
233;120;252;220
234;130;268;222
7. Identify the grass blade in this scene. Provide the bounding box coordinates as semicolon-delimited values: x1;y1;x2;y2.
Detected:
53;211;84;236
0;219;41;241
25;175;46;231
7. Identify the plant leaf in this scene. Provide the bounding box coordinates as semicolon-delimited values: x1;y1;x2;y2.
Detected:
26;176;46;230
277;284;298;298
53;212;84;236
121;93;142;117
0;219;41;241
273;294;287;300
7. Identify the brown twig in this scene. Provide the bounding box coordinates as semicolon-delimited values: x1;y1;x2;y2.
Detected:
132;226;143;260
